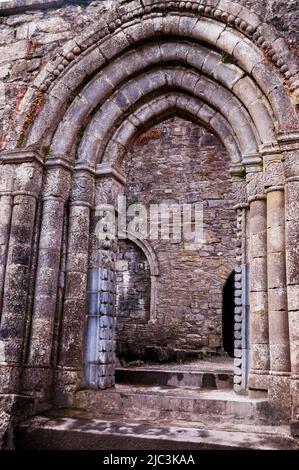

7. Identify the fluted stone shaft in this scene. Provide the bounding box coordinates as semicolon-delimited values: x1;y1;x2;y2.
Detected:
247;171;269;393
25;166;71;397
281;133;299;419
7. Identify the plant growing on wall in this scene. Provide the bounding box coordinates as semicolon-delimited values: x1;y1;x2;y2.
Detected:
17;90;44;147
134;128;161;146
232;165;246;180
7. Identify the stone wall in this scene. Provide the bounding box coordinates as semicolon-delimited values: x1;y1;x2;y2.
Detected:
114;118;236;361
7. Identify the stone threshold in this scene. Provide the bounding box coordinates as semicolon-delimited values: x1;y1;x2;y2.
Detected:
115;367;233;389
16;415;299;450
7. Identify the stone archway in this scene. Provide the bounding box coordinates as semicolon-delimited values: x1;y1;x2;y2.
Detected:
0;1;298;436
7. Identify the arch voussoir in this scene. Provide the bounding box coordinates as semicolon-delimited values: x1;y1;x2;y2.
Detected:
76;66;259;168
101;91;241;169
15;7;295;150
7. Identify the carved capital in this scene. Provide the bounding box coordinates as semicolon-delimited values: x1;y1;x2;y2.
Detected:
96;176;123;207
283;151;299;181
71;171;95;205
264;158;285;190
0;148;44;194
246;172;265;201
14;162;43;194
232;179;248;208
278;131;299;181
43;166;72;200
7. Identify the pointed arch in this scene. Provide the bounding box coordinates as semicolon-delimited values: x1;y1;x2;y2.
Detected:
7;0;297;158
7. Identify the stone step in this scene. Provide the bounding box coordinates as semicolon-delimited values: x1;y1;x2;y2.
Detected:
115;367;233;390
74;385;279;426
16;415;298;450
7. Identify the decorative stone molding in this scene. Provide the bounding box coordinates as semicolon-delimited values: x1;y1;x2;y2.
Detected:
234;196;249;394
5;1;296;151
0;149;44;166
15;0;295;94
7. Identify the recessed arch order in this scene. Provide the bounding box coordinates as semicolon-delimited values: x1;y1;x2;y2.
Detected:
12;0;298;168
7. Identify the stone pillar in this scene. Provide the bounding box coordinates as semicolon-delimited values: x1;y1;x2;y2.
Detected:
263;147;291;416
280;132;299;422
232;173;250;394
85;167;125;390
247;169;270;395
0;165;14;314
55;170;94;405
0;150;43;395
24;164;71;399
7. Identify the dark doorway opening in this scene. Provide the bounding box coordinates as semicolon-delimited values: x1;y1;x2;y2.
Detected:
222;271;235;357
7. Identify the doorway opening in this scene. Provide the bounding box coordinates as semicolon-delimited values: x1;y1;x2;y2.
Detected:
222;271;235;357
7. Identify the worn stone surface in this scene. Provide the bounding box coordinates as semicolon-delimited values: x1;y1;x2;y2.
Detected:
0;0;298;450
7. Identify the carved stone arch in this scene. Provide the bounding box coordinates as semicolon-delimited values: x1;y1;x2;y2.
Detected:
47;40;275;161
8;1;297;152
125;232;159;278
77;67;260;169
101;91;242;168
125;232;159;324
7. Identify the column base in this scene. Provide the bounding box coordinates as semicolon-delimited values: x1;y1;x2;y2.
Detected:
21;366;53;404
0;364;21;394
0;393;34;449
268;372;291;420
290;376;299;420
290;420;299;437
54;367;84;407
248;370;269;394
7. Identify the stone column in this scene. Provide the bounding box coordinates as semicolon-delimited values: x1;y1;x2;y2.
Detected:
0;150;43;394
24;164;72;399
232;173;250;394
0;164;14;314
280;132;299;423
263;147;291;415
55;170;94;405
85;167;125;390
247;168;270;395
